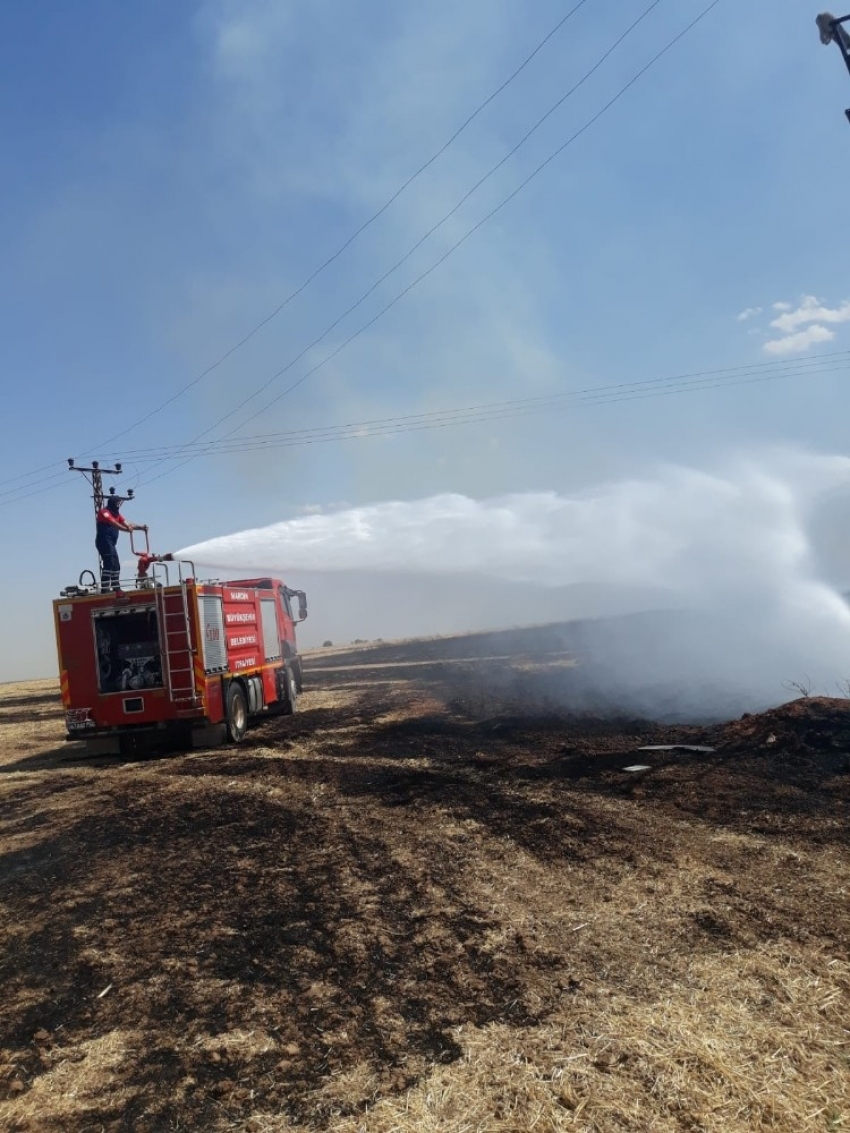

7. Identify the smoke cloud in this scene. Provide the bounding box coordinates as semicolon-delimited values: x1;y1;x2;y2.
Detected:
178;451;850;716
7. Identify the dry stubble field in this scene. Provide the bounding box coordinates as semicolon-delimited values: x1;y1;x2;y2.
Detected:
0;624;848;1132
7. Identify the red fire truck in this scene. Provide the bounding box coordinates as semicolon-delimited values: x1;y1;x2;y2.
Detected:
53;547;308;757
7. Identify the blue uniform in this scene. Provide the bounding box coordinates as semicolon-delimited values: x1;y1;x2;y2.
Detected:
95;505;125;591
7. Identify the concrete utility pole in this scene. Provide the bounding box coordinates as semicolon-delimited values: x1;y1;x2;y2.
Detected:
67;458;134;518
817;11;850;122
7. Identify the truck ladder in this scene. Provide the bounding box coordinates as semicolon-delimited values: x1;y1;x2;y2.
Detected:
153;571;198;706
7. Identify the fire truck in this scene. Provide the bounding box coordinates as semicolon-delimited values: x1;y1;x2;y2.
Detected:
53;537;308;757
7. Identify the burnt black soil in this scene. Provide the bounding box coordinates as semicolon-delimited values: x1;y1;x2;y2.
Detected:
0;628;848;1131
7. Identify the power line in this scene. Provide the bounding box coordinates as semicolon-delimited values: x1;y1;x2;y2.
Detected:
0;0;730;506
0;466;71;503
150;0;671;456
0;346;839;509
0;476;77;510
128;355;849;486
0;459;68;492
91;351;850;462
123;363;850;485
229;0;725;435
0;0;593;497
132;0;724;489
198;0;666;442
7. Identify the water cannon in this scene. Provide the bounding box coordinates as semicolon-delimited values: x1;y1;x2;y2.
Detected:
136;550;174;569
134;541;175;587
817;11;850;122
125;526;173;587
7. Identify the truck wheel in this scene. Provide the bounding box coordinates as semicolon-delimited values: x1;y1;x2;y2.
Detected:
281;666;298;715
226;683;249;742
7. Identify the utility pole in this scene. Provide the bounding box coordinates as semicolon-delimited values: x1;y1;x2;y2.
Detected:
67;458;134;519
817;11;850;122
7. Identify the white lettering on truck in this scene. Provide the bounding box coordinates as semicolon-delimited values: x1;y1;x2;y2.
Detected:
233;657;258;671
230;635;257;647
225;612;256;624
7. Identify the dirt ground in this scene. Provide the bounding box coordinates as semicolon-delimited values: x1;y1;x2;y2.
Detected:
0;625;848;1132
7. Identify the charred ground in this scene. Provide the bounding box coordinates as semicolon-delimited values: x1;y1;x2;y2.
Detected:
0;625;848;1132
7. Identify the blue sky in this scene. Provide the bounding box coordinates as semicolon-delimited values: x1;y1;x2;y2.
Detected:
2;0;850;679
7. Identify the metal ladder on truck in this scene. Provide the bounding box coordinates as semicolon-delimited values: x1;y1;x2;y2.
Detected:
152;560;200;708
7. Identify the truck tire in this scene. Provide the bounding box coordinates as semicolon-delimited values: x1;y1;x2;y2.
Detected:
280;666;298;715
225;682;249;743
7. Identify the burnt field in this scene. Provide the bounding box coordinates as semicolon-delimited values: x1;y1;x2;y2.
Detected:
0;625;848;1132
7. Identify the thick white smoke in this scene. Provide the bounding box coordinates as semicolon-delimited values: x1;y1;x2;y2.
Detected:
178;451;850;715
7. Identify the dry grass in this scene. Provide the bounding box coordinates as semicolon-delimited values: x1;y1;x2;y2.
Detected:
0;632;848;1132
328;951;848;1133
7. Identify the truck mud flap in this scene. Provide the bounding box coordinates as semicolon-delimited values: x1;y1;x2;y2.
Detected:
84;736;122;758
191;722;227;750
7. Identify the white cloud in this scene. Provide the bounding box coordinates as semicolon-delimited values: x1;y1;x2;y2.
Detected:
751;295;850;355
770;295;850;334
763;325;835;355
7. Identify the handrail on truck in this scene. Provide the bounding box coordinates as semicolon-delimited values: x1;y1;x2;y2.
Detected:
129;527;150;557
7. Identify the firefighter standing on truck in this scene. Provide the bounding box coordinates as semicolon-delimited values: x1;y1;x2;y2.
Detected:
95;494;146;592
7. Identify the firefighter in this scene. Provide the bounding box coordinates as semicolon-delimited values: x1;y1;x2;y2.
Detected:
95;495;147;592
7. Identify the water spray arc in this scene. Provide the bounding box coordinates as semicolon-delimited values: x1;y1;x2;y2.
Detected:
177;452;850;713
